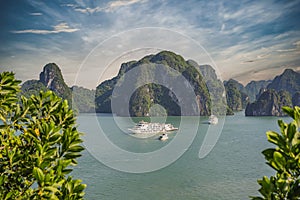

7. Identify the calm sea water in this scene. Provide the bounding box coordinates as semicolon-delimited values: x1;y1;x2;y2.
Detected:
72;111;286;200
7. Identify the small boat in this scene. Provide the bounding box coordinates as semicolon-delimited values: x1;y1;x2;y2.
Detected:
208;115;218;125
164;124;179;131
159;133;168;141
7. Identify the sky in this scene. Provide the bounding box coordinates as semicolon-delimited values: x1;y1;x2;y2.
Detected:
0;0;300;89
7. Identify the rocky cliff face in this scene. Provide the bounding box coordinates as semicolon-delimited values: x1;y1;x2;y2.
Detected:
245;89;292;116
40;63;64;87
187;61;227;115
39;63;72;102
197;63;218;81
267;69;300;96
21;63;95;113
22;63;71;102
292;92;300;107
245;69;299;116
245;80;271;102
224;79;249;113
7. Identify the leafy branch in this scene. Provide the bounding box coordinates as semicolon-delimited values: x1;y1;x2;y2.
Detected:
0;72;86;199
251;106;300;200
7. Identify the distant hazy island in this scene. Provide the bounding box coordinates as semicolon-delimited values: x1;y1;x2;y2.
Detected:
20;51;300;116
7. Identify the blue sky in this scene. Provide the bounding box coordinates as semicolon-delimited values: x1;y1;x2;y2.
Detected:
0;0;300;89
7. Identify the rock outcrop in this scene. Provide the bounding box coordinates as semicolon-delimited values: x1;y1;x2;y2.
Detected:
245;69;299;116
95;51;224;117
39;63;72;102
292;92;300;107
245;80;271;102
245;89;292;116
224;79;249;113
21;63;95;113
267;69;300;96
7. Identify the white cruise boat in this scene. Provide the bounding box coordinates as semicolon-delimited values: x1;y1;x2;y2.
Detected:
208;115;218;125
128;121;178;135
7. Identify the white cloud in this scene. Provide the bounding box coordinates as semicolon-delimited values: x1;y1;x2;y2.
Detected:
74;6;103;14
220;25;244;35
53;23;78;32
55;1;300;86
62;4;76;7
105;0;145;12
222;2;282;24
293;41;300;47
11;23;79;34
274;32;292;40
276;48;297;53
220;23;225;32
29;12;43;16
71;0;146;14
213;31;300;84
4;0;300;88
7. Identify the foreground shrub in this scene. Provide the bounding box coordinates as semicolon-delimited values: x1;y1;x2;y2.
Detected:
0;72;86;199
251;106;300;199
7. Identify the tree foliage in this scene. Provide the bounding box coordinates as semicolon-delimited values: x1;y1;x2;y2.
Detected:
0;72;86;199
251;106;300;199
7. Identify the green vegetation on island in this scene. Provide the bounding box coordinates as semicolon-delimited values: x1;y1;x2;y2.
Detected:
71;86;95;113
17;51;300;117
224;79;249;114
95;51;224;116
20;80;49;98
189;61;227;116
21;63;95;113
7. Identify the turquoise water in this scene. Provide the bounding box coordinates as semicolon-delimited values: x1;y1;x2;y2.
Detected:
73;111;285;200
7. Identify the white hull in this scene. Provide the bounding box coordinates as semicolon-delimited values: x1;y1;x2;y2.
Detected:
159;134;168;141
208;115;218;125
128;121;178;135
128;128;165;134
